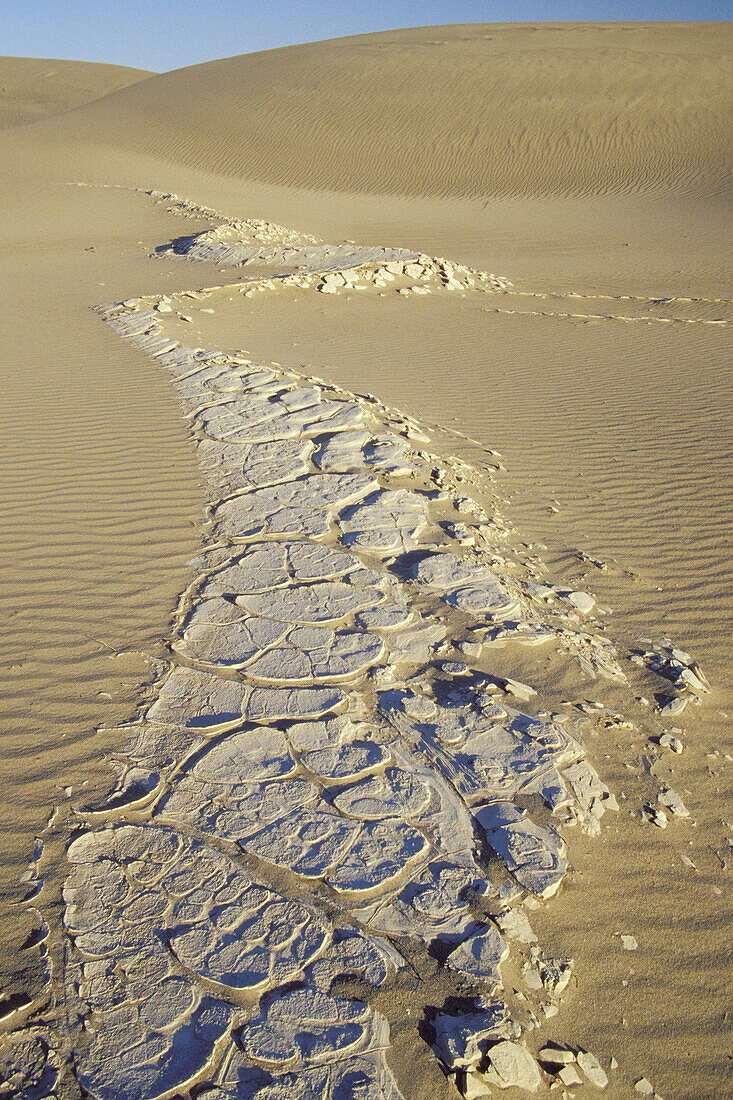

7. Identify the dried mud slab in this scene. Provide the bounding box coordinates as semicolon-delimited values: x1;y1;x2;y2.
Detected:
62;824;401;1100
214;473;377;541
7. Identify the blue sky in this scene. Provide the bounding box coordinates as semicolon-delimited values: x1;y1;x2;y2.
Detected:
1;1;730;71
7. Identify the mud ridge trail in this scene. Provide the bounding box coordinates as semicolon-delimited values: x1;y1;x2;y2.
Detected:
3;198;728;1100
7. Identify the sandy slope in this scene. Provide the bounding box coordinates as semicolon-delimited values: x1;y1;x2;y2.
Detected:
17;22;733;200
0;181;208;1019
0;56;152;129
0;24;731;1100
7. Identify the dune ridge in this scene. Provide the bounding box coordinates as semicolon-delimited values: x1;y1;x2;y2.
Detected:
26;23;733;201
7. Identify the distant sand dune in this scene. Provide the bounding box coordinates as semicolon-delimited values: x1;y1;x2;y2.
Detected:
28;23;733;200
0;56;152;129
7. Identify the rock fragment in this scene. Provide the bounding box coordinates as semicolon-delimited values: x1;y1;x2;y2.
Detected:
558;1064;583;1085
540;958;573;996
476;803;568;898
539;1046;575;1066
502;678;537;702
657;787;689;817
577;1050;609;1088
485;1041;542;1092
433;1000;511;1070
495;908;537;944
457;1070;492;1098
647;806;669;828
565;590;596;614
447;927;509;988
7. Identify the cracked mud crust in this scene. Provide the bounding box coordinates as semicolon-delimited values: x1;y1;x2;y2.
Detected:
4;194;720;1100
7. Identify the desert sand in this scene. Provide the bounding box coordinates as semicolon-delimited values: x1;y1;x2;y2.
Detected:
0;22;730;1100
0;56;152;129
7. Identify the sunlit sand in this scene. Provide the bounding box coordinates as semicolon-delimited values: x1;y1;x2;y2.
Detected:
0;24;731;1100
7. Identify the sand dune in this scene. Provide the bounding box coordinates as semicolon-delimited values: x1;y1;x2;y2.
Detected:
25;23;733;200
0;23;731;1100
0;56;152;129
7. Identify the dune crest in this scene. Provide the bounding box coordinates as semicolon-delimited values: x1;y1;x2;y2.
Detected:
29;23;733;201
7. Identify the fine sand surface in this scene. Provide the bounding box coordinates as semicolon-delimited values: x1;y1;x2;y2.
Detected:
0;23;731;1100
0;56;152;129
12;22;731;199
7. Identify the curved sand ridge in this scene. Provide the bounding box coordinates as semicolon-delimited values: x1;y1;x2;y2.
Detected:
5;207;713;1100
17;24;733;200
